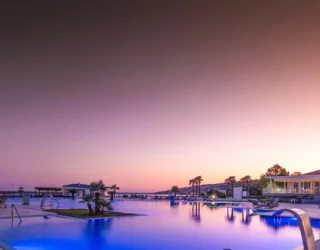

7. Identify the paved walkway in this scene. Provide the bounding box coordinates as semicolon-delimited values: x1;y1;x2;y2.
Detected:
0;205;56;219
278;203;320;219
250;203;320;219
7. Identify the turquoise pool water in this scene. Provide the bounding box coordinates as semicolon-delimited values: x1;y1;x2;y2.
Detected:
1;199;320;250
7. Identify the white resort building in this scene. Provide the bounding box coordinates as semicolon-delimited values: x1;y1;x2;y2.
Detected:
62;183;90;197
263;170;320;203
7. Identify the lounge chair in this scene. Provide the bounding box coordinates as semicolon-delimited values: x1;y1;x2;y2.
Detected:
249;198;277;209
0;197;8;208
265;198;279;208
248;199;266;209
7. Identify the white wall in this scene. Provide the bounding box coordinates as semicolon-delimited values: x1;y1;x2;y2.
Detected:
233;187;243;199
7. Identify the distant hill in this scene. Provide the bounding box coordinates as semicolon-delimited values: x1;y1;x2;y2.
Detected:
155;180;259;194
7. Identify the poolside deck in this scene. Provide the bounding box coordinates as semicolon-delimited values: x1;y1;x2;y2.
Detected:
0;205;56;219
251;203;320;219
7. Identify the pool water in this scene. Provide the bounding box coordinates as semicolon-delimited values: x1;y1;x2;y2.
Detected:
1;199;320;250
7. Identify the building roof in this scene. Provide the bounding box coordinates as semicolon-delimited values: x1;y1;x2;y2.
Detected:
63;183;89;189
264;175;320;182
303;170;320;175
263;170;320;182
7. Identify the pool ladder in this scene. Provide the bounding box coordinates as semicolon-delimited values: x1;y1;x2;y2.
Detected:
11;204;22;224
49;198;60;208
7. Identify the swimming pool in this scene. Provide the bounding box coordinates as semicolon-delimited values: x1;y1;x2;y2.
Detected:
1;199;320;250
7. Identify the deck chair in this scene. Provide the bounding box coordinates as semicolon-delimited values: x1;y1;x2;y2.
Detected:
22;195;30;205
0;197;8;208
266;198;279;208
248;199;265;209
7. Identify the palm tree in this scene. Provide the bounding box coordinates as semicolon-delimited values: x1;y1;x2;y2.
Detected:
89;180;109;214
109;184;120;200
194;176;203;197
68;189;78;199
171;185;179;196
189;178;195;196
240;175;251;193
89;180;108;196
225;176;236;197
82;194;94;214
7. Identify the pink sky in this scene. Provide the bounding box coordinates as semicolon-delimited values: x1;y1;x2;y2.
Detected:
1;1;320;191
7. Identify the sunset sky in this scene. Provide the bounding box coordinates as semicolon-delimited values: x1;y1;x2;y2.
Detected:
1;1;320;192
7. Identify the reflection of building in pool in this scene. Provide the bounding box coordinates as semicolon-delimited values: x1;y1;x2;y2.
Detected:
190;203;201;222
63;183;90;197
226;207;235;222
240;208;252;225
226;207;252;225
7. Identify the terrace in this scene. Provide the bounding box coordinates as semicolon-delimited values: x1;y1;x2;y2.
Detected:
263;170;320;197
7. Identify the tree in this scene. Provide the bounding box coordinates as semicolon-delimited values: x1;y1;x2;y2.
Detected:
82;194;94;214
171;186;179;196
189;178;196;196
207;189;215;196
194;176;203;197
225;176;236;197
109;184;120;200
240;175;252;193
265;164;289;177
291;171;302;176
264;164;289;189
88;180;110;214
68;189;78;199
207;189;226;198
89;180;108;195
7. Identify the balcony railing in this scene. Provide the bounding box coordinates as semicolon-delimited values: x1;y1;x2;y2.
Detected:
263;188;320;194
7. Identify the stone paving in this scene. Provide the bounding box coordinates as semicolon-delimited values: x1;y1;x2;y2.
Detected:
0;204;56;219
252;203;320;219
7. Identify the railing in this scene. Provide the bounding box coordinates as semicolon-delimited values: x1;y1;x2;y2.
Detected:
273;208;316;250
263;188;319;194
49;198;60;208
11;204;22;224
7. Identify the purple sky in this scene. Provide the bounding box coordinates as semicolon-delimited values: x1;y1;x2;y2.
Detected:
1;1;320;191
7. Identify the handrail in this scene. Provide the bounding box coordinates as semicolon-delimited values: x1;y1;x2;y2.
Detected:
49;198;60;208
40;195;46;209
263;188;318;194
11;204;22;224
272;208;315;250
